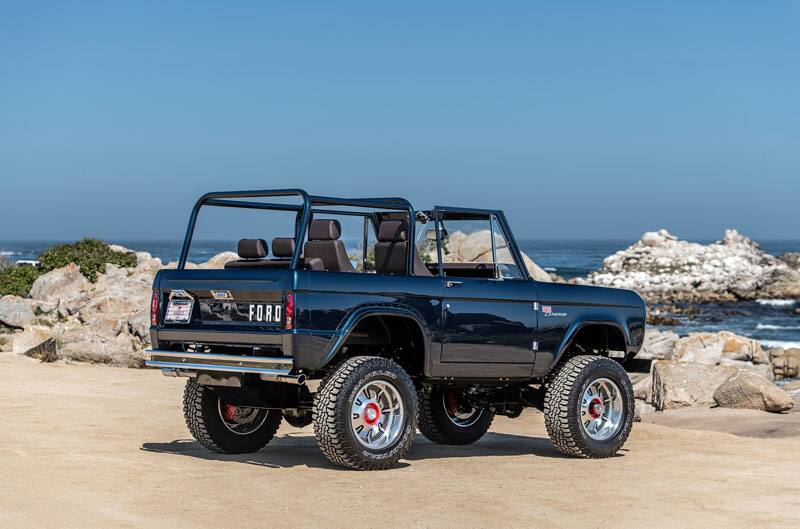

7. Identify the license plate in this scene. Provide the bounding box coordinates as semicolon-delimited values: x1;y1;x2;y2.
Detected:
246;303;283;324
164;299;194;324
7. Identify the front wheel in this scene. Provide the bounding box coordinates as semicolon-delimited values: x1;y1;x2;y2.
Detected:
418;386;494;445
313;356;417;470
183;380;282;454
544;355;634;458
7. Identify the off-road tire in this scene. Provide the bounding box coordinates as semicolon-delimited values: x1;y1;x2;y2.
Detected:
183;380;282;454
282;409;313;428
313;356;417;470
544;355;634;458
418;386;494;445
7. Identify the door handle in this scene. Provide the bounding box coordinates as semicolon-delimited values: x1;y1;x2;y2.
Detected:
445;281;463;288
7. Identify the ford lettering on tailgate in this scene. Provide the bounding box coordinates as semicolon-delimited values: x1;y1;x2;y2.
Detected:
200;301;283;324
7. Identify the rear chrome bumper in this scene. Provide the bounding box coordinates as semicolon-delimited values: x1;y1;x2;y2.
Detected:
143;350;304;384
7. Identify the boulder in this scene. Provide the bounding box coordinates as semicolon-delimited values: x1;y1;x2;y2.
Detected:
580;229;800;303
720;333;769;364
128;309;150;341
637;327;678;360
634;399;657;422
200;252;239;269
29;263;91;303
6;326;55;355
0;295;37;329
632;374;653;402
713;370;793;412
778;252;800;271
651;361;737;410
782;380;800;394
672;333;726;365
770;348;800;380
718;358;774;381
58;334;140;366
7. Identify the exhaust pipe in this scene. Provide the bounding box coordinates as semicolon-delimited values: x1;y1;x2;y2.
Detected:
262;373;307;385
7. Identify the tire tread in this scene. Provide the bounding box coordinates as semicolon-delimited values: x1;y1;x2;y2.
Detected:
543;355;633;458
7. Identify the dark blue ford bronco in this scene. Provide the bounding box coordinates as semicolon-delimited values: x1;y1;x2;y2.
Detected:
145;190;646;470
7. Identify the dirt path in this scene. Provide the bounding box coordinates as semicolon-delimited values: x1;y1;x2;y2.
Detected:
2;353;799;529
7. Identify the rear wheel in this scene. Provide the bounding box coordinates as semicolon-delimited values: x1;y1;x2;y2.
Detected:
183;380;282;454
418;386;494;445
313;356;417;470
282;409;313;428
543;355;634;458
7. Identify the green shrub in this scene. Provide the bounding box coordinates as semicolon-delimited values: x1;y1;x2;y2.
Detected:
0;238;138;297
38;238;137;282
0;265;42;297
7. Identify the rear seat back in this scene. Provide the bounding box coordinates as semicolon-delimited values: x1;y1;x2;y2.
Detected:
225;238;276;269
271;237;295;259
238;239;268;259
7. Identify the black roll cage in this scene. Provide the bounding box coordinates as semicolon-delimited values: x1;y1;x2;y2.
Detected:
177;189;530;279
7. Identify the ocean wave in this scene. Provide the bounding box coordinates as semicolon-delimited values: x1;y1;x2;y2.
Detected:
757;324;800;331
543;267;557;272
760;340;800;349
755;299;797;307
0;251;17;256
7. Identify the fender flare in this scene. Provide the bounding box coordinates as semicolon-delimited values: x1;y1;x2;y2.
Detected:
320;305;432;367
551;319;631;368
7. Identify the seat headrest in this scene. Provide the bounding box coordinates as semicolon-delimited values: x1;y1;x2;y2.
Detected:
272;237;295;258
378;220;408;242
237;239;268;259
309;219;341;241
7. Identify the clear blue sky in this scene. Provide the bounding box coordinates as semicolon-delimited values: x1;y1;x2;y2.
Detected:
1;1;798;241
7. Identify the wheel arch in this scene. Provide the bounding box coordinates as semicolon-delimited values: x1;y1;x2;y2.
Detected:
320;305;432;375
551;319;630;369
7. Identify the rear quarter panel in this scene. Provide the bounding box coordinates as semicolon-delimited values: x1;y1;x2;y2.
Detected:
293;271;443;371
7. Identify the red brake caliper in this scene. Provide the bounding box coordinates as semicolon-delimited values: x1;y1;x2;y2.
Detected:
222;403;238;422
446;391;460;416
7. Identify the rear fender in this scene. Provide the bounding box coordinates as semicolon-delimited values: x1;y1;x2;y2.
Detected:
551;318;631;368
321;305;432;368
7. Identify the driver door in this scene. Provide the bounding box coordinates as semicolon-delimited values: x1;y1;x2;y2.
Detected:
434;208;537;371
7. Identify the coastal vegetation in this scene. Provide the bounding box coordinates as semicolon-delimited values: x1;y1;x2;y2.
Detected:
0;238;136;297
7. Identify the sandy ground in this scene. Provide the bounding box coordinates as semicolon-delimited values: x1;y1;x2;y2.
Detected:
2;353;800;529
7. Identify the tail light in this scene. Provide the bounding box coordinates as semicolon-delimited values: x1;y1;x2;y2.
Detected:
284;293;295;330
150;292;159;326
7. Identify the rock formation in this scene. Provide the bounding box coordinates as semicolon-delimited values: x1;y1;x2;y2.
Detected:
579;229;800;303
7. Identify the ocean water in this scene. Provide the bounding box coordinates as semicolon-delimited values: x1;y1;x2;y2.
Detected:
2;238;800;348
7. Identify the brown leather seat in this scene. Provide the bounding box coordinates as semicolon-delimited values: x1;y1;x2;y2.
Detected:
271;237;295;259
269;236;325;270
374;220;433;276
225;239;273;269
303;220;356;272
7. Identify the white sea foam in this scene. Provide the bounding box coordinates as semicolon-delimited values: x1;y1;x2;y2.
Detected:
755;299;797;307
756;324;800;331
544;267;557;272
0;251;16;256
760;340;800;349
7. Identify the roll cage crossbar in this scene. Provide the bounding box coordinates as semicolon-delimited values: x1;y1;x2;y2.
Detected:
177;189;416;271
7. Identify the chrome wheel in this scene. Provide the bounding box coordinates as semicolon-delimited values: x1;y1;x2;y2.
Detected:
580;377;624;441
350;380;405;450
217;400;269;435
442;391;483;428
